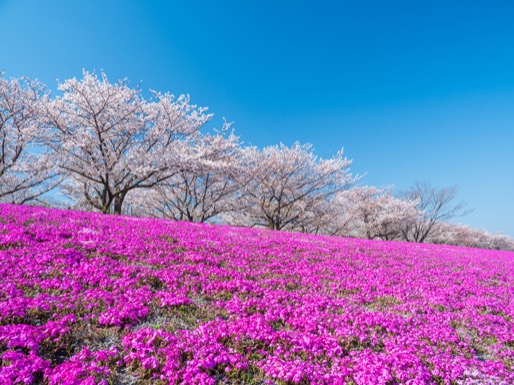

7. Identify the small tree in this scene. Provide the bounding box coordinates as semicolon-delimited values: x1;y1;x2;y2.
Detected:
40;70;211;214
0;73;56;203
332;186;419;240
127;123;242;222
289;196;346;235
226;142;355;231
400;181;470;243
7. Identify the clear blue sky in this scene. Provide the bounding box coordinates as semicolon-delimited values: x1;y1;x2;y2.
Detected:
1;0;513;236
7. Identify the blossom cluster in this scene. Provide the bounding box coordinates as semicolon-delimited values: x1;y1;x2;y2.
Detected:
0;204;513;384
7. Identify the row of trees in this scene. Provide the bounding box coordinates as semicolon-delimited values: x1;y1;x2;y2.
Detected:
318;184;514;250
1;70;513;250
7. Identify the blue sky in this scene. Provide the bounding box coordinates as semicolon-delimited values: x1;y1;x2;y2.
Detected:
1;0;513;236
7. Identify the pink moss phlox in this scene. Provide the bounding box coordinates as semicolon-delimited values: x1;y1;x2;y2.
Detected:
0;203;513;384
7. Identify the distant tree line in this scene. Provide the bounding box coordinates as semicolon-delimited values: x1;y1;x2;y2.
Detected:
1;70;512;250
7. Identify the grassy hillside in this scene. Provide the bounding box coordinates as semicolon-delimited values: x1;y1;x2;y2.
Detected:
0;204;513;385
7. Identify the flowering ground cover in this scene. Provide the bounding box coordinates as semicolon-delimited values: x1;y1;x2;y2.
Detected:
0;204;513;385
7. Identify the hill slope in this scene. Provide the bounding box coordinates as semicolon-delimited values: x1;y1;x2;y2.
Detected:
0;204;513;385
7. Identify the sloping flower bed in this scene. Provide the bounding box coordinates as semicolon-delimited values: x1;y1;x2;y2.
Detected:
0;204;513;384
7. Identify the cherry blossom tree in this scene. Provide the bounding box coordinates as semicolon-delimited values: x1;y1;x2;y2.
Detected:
0;73;57;204
40;71;211;214
126;123;242;222
400;182;470;243
286;197;342;235
335;186;419;240
224;142;355;231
